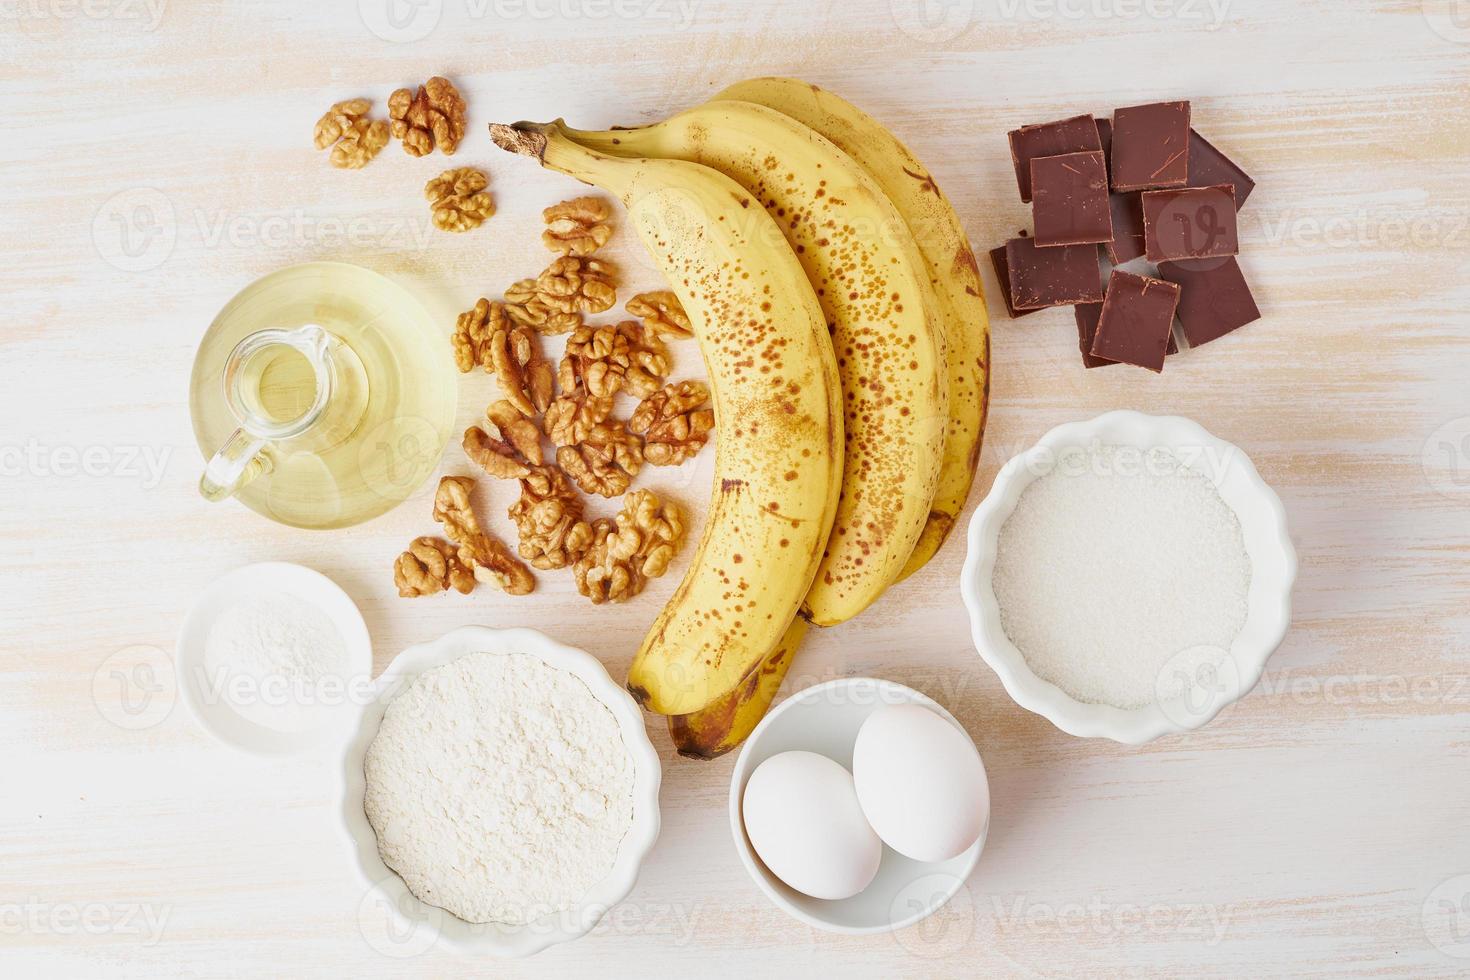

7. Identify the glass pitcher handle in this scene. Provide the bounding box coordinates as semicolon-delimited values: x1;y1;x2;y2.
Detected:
199;427;272;502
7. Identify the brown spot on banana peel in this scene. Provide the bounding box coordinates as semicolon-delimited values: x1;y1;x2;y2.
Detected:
954;243;981;280
901;165;939;196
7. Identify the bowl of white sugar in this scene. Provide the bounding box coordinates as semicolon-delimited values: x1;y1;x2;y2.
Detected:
337;626;661;957
960;411;1295;743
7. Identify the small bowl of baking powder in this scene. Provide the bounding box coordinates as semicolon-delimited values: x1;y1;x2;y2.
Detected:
960;411;1296;743
338;626;661;958
176;562;373;755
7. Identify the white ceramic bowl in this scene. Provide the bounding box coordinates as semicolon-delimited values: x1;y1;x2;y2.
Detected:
960;410;1296;744
729;678;987;934
338;626;661;958
176;562;373;756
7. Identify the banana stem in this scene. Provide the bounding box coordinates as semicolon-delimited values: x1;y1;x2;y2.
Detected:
489;121;630;196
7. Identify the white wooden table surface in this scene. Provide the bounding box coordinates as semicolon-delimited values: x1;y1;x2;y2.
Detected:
4;0;1469;976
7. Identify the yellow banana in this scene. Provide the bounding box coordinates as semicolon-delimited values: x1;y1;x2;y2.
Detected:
564;100;947;626
667;617;806;760
716;78;992;581
490;121;843;716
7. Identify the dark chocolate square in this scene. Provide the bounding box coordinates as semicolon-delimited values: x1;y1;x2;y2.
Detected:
1007;114;1102;203
1187;129;1255;208
1111;101;1191;192
1005;237;1104;309
1106;192;1146;264
988;244;1040;319
1031;151;1113;247
1073;303;1114;368
1156;256;1260;346
1143;185;1238;262
1090;270;1180;372
1094;117;1112;181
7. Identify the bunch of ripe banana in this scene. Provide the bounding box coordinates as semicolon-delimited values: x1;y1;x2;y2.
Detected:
491;77;990;759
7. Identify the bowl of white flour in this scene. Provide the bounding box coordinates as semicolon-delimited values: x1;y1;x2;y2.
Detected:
338;626;661;957
960;411;1296;743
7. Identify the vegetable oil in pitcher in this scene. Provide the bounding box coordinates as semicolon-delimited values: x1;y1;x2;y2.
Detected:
190;262;457;530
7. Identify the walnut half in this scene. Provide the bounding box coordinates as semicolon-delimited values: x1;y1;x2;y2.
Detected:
425;167;494;233
394;536;475;597
626;290;693;340
313;98;389;169
573;489;685;604
509;465;594;570
542;196;613;256
559;321;670;401
629;380;715;466
505;256;617;335
388;76;466;156
557;422;644;498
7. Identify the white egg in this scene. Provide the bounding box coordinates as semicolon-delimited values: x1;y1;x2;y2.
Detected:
851;704;990;863
741;750;882;900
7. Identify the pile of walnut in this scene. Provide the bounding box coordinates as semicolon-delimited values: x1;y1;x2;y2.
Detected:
313;76;466;169
404;195;715;604
394;476;534;598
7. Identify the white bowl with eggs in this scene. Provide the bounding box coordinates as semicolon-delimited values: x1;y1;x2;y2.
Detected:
960;410;1296;744
729;677;988;934
336;626;661;958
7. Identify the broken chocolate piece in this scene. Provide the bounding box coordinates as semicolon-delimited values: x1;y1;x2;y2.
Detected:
1142;184;1238;262
1187;129;1255;208
1090;270;1180;372
1094;117;1112;181
1106;192;1146;264
1074;303;1114;368
1156;256;1260;346
989;244;1040;319
1008;114;1103;203
1032;151;1113;247
1111;101;1191;192
1005;237;1104;309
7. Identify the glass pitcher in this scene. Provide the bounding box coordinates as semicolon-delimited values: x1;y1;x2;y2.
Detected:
190;263;457;530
